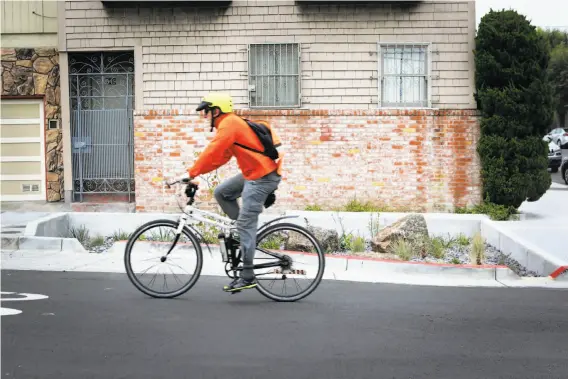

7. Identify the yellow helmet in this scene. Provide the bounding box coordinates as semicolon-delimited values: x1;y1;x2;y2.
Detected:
196;92;233;114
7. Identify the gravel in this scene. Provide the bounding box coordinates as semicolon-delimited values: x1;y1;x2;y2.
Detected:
81;234;544;277
330;240;544;277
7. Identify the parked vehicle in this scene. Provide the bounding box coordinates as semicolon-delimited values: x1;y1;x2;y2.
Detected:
545;128;568;148
545;137;563;173
561;157;568;185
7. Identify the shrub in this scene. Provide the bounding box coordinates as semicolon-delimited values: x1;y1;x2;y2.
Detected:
474;9;555;208
455;198;519;221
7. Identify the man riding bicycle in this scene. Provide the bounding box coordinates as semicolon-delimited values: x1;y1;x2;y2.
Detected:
176;92;283;293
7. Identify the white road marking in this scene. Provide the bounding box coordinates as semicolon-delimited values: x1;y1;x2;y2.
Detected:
1;291;49;316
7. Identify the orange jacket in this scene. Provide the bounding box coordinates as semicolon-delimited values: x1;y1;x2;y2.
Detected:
188;113;283;180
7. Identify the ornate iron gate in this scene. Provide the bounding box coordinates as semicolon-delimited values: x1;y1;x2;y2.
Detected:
69;52;135;202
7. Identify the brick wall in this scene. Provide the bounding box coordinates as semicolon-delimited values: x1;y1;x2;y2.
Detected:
134;109;482;213
64;0;475;110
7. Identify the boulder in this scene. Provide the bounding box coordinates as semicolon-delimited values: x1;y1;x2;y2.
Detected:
371;214;429;254
286;224;339;253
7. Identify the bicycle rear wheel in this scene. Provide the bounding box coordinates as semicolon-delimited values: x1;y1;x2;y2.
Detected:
124;219;203;298
253;223;325;302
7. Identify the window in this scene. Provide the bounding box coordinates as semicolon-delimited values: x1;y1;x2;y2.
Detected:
378;43;430;108
248;43;301;108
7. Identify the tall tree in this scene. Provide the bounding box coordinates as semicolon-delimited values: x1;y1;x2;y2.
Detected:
474;9;555;207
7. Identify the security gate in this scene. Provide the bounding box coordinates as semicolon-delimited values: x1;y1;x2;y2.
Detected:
69;52;135;202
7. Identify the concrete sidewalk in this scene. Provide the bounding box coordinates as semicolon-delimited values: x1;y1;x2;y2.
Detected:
501;182;568;263
3;243;567;289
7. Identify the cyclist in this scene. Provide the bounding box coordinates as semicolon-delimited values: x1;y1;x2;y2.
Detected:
176;92;283;293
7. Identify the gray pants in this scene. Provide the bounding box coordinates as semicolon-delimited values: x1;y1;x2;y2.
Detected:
213;171;281;280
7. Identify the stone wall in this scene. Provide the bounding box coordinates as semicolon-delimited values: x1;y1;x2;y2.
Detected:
1;47;63;201
133;109;482;214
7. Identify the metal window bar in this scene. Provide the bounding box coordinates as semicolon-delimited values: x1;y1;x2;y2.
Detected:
248;43;300;108
379;43;429;108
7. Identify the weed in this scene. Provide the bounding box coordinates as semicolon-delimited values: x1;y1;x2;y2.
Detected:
470;232;485;265
389;238;415;261
450;257;461;265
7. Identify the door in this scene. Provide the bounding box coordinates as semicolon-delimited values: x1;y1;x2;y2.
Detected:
69;51;135;202
0;99;46;201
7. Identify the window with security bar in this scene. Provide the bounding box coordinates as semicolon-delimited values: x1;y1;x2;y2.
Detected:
248;43;301;108
379;44;430;108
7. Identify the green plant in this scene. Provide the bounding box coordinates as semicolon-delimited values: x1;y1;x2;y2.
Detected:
194;222;221;244
428;236;446;259
68;225;90;247
367;213;380;236
89;235;105;248
456;233;471;247
258;234;283;250
470;232;486;265
450;257;461;265
305;204;323;211
389;238;415;261
475;9;555;208
341;199;383;212
455;199;519;221
111;229;132;241
351;236;366;253
148;228;176;242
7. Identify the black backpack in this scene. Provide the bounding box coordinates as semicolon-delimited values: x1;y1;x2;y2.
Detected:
234;118;280;160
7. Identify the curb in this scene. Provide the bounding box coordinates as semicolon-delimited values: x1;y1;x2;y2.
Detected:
24;212;69;237
1;236;87;254
481;220;568;279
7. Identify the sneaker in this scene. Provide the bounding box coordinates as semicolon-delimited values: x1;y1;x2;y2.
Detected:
223;277;257;293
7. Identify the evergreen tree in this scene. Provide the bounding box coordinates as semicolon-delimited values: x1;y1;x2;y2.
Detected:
474;9;555;208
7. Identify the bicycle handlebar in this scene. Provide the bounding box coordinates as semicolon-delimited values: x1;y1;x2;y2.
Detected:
165;178;199;205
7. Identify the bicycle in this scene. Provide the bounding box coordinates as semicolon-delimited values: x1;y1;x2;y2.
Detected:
124;178;325;302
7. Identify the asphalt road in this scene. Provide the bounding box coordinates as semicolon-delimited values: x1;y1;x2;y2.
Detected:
2;270;568;379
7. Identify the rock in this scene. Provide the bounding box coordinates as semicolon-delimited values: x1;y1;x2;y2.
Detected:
12;65;33;82
55;86;60;105
1;48;16;61
46;129;59;144
33;73;48;94
50;54;59;65
46;86;56;105
16;60;33;68
47;172;59;182
35;48;56;57
371;214;429;254
46;150;57;171
33;57;54;74
286;224;339;253
16;48;34;60
16;76;34;95
50;180;61;193
48;65;59;87
2;70;15;93
45;104;59;119
47;189;61;202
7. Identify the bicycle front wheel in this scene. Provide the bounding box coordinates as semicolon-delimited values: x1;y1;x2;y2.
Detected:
124;219;203;298
253;223;325;302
